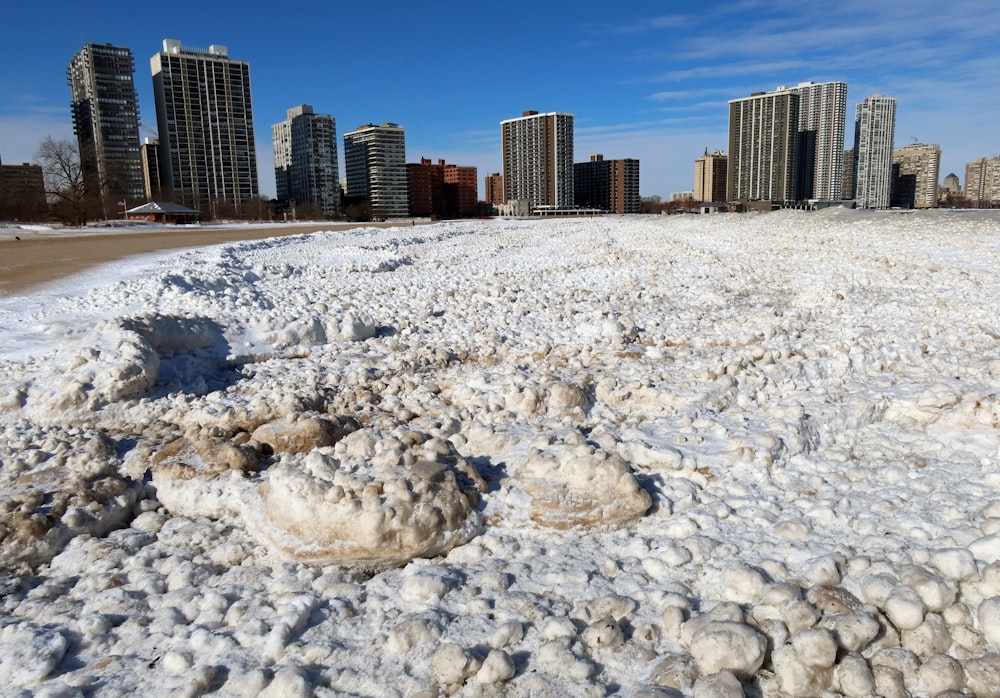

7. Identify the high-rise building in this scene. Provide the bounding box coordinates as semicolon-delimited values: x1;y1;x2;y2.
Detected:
791;81;847;200
406;158;478;218
501;111;574;210
694;149;728;203
574;154;640;213
727;81;848;204
852;94;896;209
728;89;799;203
575;154;609;210
484;173;504;206
343;123;408;219
891;143;940;209
67;43;144;207
151;39;259;213
272;105;340;217
965;157;1000;206
842;149;855;200
609;159;640;214
140;137;162;201
443;161;478;217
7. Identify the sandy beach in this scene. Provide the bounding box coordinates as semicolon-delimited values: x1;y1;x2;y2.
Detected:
0;220;427;295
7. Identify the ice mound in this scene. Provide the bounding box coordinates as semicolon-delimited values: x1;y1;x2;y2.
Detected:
19;314;231;417
243;425;484;571
510;438;651;528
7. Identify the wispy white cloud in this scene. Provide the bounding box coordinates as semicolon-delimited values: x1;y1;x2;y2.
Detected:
647;87;740;102
581;14;695;36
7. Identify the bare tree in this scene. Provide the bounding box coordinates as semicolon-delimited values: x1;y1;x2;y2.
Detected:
35;137;97;226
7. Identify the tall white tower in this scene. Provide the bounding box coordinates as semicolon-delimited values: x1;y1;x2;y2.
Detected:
853;94;896;209
792;81;848;201
151;39;259;213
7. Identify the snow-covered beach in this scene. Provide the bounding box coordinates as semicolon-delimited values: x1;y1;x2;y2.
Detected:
1;209;999;696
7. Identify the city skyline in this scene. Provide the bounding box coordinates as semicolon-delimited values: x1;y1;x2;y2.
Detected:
1;0;998;200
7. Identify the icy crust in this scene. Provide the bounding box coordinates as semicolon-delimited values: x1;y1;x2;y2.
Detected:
0;421;140;573
2;213;1000;693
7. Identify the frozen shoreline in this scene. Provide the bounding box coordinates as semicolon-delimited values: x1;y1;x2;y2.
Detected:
1;210;1000;695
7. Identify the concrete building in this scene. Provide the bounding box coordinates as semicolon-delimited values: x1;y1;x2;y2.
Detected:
575;154;640;213
965;156;1000;206
852;94;896;209
407;158;478;218
728;89;799;203
272;105;340;217
791;81;848;201
444;161;478;217
343;122;408;219
727;81;848;205
67;43;144;207
484;172;504;206
694;149;728;203
140;137;162;201
151;39;259;214
501;111;574;210
609;158;640;214
842;149;855;200
0;160;47;220
891;143;940;209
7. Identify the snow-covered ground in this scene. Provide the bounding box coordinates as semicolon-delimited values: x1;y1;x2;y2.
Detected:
0;219;335;241
1;209;999;696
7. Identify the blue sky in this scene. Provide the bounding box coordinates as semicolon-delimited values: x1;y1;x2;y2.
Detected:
1;0;998;199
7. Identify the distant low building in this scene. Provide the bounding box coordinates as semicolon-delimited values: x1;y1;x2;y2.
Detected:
496;199;530;217
0;161;47;221
941;172;960;195
407;158;478;218
125;200;201;223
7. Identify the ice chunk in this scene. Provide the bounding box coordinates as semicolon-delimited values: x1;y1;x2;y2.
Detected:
243;429;483;570
512;440;651;529
688;621;766;678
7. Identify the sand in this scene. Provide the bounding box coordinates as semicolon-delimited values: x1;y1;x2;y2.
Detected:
0;221;429;295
